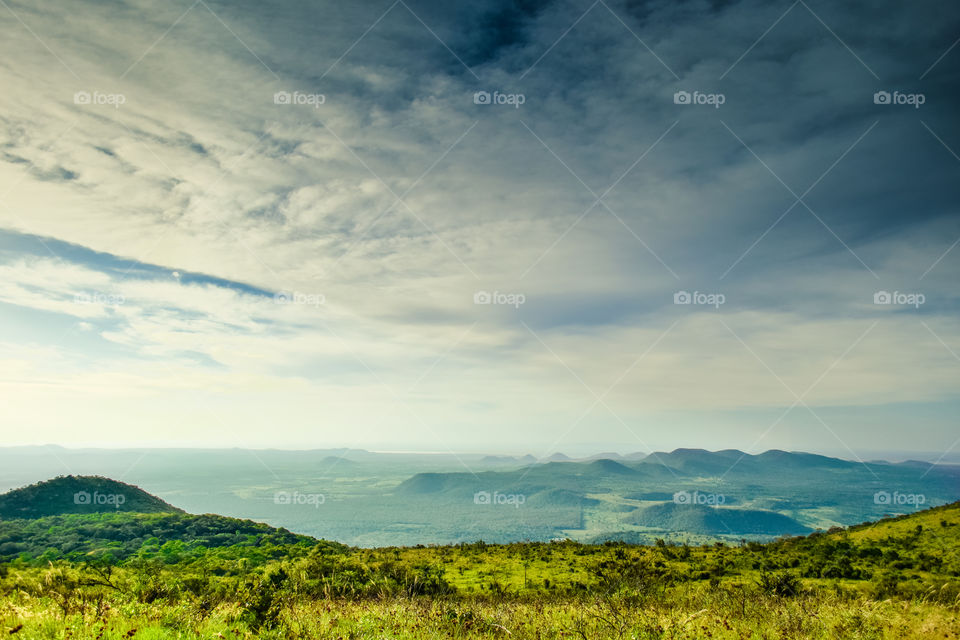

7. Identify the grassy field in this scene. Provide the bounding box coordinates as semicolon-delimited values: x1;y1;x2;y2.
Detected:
1;590;957;639
1;501;958;638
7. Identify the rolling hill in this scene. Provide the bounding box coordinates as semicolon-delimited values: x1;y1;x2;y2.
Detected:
525;488;601;508
0;476;182;519
623;502;810;536
585;458;638;475
0;476;337;562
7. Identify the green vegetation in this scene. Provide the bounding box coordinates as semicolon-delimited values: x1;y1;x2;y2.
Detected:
0;512;333;564
1;480;958;638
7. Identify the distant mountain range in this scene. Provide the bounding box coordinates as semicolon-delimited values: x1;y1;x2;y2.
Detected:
0;448;955;545
0;474;956;556
394;448;959;539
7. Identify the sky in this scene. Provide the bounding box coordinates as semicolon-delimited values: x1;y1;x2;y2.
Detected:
0;0;958;459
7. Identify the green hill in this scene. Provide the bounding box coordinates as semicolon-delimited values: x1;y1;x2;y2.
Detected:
394;472;468;494
0;476;182;519
525;488;600;508
0;476;348;563
585;458;638;475
842;498;960;542
623;502;810;536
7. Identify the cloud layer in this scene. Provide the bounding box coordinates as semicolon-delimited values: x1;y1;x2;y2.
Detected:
0;0;958;457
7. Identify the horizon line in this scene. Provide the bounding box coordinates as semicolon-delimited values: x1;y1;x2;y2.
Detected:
2;443;956;465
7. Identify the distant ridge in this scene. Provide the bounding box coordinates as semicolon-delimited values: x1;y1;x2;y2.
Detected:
639;448;861;474
0;476;183;519
320;455;360;467
585;459;638;475
754;449;855;469
481;455;525;464
583;452;624;460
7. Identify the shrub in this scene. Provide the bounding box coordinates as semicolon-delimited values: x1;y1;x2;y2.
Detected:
758;571;802;597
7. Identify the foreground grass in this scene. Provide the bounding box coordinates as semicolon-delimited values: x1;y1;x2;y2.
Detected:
2;583;959;640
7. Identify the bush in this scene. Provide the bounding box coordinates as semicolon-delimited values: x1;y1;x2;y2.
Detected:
758;571;802;597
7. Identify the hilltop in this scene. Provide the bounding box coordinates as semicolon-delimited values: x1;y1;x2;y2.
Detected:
0;476;182;519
